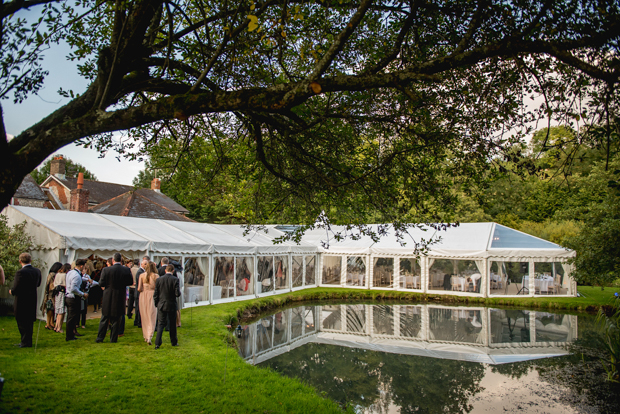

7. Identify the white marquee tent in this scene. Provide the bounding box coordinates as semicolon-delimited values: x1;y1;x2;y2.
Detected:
2;206;577;317
300;223;576;297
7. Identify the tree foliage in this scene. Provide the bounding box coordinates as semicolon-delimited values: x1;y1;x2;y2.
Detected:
562;158;620;287
0;216;40;285
0;0;618;236
30;154;98;184
263;342;484;413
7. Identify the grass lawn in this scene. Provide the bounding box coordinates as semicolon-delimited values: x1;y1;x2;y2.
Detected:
1;286;618;413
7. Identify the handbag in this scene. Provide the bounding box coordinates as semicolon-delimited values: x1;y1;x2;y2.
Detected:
45;299;54;311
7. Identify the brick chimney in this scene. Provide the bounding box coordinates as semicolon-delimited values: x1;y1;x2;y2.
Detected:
50;155;66;179
151;177;161;193
69;172;90;212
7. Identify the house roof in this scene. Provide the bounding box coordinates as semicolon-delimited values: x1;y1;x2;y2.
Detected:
134;188;189;214
14;175;48;201
40;176;188;213
89;191;194;222
59;177;134;205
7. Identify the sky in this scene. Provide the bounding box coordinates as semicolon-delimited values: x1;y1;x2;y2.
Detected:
3;27;144;186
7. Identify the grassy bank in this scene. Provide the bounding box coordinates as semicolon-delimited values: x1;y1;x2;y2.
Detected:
0;286;617;414
232;286;620;320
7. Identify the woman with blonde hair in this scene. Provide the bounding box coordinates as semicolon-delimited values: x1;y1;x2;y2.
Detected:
138;261;159;345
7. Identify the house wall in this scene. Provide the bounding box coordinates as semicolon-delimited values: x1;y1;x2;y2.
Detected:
12;198;47;208
44;180;70;208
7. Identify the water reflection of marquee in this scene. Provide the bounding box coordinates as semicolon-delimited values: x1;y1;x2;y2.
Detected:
238;305;578;365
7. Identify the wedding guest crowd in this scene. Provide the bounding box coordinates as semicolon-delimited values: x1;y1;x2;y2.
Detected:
6;253;181;349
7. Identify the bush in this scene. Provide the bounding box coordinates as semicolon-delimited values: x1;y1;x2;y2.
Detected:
518;219;582;247
0;216;40;286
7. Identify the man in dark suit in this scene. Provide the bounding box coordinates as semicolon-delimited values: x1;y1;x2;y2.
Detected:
157;257;182;329
96;252;134;343
126;259;136;319
10;253;41;348
153;264;180;349
157;257;177;277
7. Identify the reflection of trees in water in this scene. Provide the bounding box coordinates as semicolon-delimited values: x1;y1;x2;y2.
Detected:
489;316;620;413
261;343;484;413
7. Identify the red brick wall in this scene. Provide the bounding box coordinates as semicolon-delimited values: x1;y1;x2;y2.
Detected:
45;180;69;205
70;188;90;212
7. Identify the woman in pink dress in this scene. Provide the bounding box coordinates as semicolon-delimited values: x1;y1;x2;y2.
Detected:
138;261;159;345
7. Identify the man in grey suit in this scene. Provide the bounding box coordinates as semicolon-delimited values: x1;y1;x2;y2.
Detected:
153;264;180;349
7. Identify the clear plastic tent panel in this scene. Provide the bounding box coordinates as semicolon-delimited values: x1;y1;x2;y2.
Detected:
346;256;366;287
373;257;394;288
400;258;421;290
322;256;341;285
257;256;274;294
236;257;254;297
305;256;316;285
534;262;569;295
213;256;234;300
274;256;288;290
491;224;561;249
399;305;422;338
429;259;481;293
183;257;208;304
292;256;303;288
490;261;530;296
429;259;452;290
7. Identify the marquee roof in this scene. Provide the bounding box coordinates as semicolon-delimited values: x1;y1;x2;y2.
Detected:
3;206;573;259
2;206;316;255
296;223;574;259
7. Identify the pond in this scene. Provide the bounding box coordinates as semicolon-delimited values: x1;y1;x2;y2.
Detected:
237;303;620;413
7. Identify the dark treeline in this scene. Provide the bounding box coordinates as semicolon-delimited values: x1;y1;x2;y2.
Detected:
135;122;620;288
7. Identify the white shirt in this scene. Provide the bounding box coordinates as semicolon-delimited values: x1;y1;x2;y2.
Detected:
65;269;85;299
